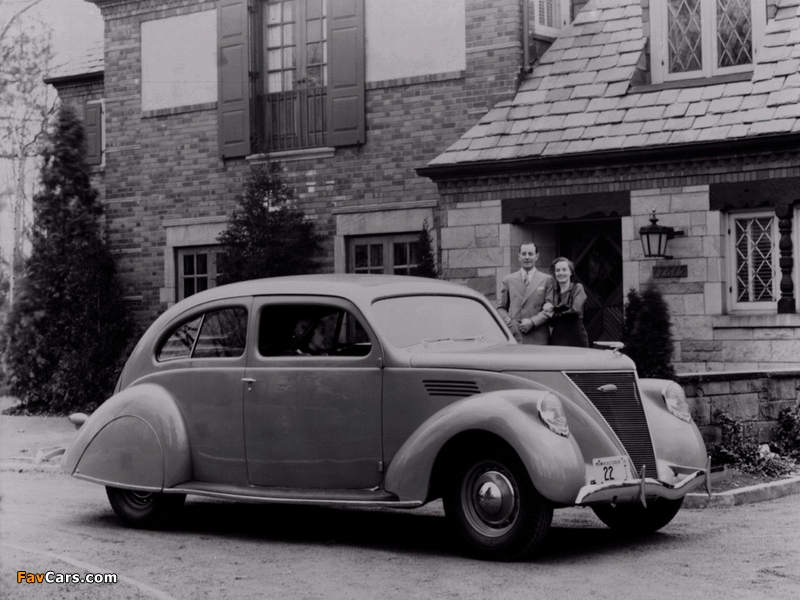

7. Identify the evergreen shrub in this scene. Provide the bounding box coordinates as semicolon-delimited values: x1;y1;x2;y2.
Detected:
411;219;438;278
621;285;676;380
217;162;320;284
1;105;132;414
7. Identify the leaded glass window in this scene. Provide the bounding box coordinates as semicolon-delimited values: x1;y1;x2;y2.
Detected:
731;213;778;309
717;0;753;68
668;0;703;73
653;0;763;83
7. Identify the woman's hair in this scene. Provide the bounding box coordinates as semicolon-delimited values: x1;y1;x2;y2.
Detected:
550;257;576;280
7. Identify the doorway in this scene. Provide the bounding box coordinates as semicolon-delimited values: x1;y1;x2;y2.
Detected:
557;220;623;344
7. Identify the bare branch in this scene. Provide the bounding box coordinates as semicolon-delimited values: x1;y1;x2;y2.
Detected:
0;0;44;45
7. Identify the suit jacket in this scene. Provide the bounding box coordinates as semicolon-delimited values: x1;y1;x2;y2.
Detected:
497;268;552;345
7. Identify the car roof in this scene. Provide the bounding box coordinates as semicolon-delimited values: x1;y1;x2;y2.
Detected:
159;274;486;322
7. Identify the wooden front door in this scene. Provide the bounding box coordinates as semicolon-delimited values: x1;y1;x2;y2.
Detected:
557;220;623;344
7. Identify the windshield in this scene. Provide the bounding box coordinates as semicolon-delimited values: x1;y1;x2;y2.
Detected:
371;295;509;348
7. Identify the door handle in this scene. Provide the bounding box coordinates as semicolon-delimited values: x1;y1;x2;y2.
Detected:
242;378;256;383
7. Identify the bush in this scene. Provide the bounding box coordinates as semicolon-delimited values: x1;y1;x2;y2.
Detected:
217;162;320;284
411;219;437;278
773;402;800;461
708;411;797;477
621;285;676;380
1;105;132;414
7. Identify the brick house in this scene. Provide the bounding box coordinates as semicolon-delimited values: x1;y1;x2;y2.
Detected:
48;0;800;439
48;0;574;329
417;0;800;438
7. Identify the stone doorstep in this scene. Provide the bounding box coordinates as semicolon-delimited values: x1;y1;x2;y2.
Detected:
684;476;800;509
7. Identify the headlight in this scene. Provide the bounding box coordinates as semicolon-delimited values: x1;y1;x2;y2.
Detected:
662;381;692;422
538;394;569;437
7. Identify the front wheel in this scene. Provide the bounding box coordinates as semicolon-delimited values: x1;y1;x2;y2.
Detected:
592;497;684;534
106;487;185;529
443;446;553;561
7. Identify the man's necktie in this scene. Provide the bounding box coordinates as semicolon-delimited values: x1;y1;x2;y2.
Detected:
523;272;529;287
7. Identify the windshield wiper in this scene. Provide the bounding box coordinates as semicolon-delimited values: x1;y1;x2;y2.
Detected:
422;336;485;343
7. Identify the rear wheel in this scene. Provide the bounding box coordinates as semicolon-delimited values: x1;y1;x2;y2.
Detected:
592;497;684;534
106;487;185;529
443;446;553;561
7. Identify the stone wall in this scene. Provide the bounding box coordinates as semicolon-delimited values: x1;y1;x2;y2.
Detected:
680;370;800;445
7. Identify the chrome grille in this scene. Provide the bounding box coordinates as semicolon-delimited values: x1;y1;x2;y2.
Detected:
423;380;481;398
565;372;658;476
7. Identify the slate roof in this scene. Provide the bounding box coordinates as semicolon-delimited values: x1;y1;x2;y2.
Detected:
44;38;104;83
428;0;800;167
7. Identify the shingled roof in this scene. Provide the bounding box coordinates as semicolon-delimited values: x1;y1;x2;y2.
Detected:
427;0;800;168
44;38;103;84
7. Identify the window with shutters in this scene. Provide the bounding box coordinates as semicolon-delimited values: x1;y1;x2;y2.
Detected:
347;234;420;275
218;0;364;158
650;0;766;84
84;100;104;167
259;0;328;150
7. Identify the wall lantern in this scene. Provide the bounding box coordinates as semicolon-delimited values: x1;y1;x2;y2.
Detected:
639;210;684;259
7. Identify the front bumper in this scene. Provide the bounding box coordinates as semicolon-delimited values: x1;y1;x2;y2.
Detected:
575;460;711;506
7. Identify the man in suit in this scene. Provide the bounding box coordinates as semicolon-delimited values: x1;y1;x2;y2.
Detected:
497;242;553;345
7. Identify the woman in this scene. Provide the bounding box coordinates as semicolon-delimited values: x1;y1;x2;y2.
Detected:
543;257;589;348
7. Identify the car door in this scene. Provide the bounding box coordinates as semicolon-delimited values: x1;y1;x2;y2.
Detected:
142;298;252;485
243;296;383;489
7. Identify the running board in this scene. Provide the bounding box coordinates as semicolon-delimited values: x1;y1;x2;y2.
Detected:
168;481;423;508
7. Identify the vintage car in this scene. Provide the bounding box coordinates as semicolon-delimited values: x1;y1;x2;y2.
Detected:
64;275;709;560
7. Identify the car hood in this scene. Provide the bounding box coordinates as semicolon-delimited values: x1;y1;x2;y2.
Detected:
407;343;636;372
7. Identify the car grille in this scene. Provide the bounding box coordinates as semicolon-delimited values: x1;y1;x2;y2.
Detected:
423;380;481;398
565;372;658;476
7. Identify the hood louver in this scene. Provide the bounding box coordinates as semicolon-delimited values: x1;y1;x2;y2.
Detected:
423;380;481;398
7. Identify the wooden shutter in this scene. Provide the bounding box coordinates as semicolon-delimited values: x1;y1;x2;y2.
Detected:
218;0;251;158
84;102;102;166
326;0;365;147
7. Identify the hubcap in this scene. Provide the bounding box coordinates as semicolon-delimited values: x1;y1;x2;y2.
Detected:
463;466;519;537
126;490;155;509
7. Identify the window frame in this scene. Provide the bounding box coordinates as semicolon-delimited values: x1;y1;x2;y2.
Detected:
176;246;221;301
650;0;766;84
347;233;421;275
529;0;571;39
726;209;782;313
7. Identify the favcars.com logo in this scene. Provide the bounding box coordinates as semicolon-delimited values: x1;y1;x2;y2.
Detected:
17;571;118;584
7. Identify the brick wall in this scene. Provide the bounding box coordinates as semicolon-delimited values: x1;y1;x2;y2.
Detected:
91;0;524;329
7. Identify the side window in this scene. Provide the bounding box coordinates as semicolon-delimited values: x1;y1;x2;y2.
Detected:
193;308;249;358
258;304;371;357
157;308;248;361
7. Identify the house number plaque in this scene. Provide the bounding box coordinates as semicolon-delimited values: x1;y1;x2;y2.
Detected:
652;265;688;278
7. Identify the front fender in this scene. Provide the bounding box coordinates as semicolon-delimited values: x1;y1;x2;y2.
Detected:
639;378;708;474
63;383;191;491
384;389;585;505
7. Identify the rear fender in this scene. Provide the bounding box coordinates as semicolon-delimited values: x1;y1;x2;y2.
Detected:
63;383;191;490
384;389;585;505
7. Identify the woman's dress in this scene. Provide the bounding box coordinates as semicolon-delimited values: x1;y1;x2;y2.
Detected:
545;280;590;348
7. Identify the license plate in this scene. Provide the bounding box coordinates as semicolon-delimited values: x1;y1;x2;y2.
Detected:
588;456;631;485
